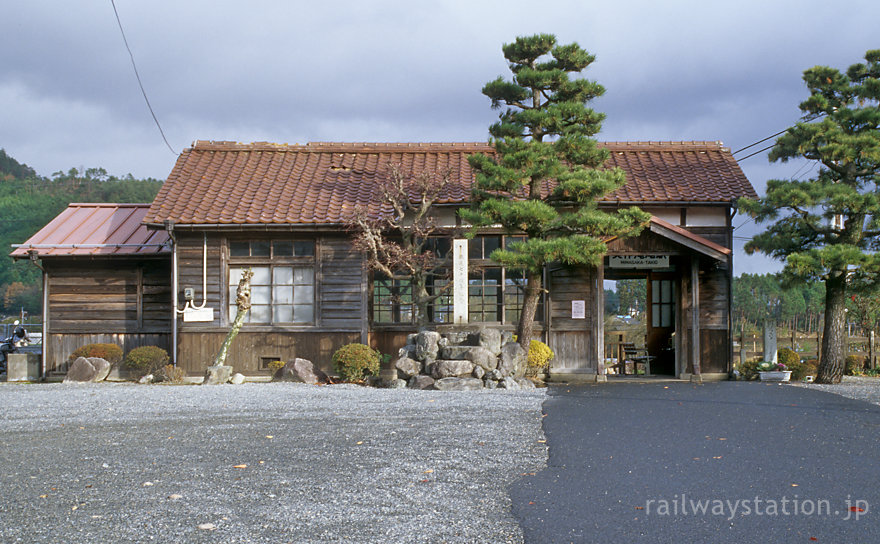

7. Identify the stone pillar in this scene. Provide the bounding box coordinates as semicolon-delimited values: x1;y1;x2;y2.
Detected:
453;239;468;325
6;353;41;382
763;319;777;364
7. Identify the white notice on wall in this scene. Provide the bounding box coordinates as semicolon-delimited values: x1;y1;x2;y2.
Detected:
572;300;586;319
453;239;468;324
183;307;215;322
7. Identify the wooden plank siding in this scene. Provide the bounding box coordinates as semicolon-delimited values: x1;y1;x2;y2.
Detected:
173;232;366;374
43;259;171;373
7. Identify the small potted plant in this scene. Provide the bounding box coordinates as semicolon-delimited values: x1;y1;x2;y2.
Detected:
757;361;791;382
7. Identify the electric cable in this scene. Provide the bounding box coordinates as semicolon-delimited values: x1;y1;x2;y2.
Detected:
110;0;176;155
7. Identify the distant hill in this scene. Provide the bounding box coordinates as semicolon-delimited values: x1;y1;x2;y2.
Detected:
0;148;164;315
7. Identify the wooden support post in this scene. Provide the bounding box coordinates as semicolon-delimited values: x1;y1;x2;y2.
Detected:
596;265;606;382
870;330;876;370
690;258;701;383
740;323;747;366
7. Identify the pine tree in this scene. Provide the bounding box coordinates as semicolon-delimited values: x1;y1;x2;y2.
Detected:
740;49;880;383
463;34;649;349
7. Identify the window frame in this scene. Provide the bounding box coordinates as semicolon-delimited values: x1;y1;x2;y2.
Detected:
226;239;317;326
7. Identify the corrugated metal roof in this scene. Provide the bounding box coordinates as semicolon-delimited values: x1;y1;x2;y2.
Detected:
143;140;757;226
11;203;170;258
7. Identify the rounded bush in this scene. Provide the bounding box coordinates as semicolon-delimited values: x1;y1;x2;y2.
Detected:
778;348;802;378
846;354;866;375
67;343;123;366
332;343;380;381
793;361;818;381
124;346;170;376
527;340;554;376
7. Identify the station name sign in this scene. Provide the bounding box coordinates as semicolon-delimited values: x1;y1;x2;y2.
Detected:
608;255;669;269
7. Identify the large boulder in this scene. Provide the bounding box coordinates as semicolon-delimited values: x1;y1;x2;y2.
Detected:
63;357;111;383
439;345;471;360
498;343;527;378
202;364;233;385
515;377;536;389
230;373;246;385
463;347;498;371
431;359;475;379
443;330;471;346
279;358;328;385
475;327;503;356
408;375;435;390
433;377;484;391
394;356;421;379
499;376;521;390
415;331;441;362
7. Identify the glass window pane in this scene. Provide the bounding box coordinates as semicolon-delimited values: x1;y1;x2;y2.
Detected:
485;267;501;283
229;267;243;286
228;285;238;303
251;286;271;304
294;285;314;304
252;241;270;257
652;304;660;327
293;304;314;323
274;286;293;304
250;305;270;323
661;281;672;303
294;268;314;285
652;280;660;303
661;304;672;327
274;266;293;285
273;305;293;323
484;236;501;256
469;237;482;259
251;267;271;285
294;241;315;256
273;241;293;257
230;242;250;257
228;305;237;323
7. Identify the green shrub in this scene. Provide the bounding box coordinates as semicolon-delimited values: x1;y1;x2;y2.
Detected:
526;340;554;376
736;359;761;380
67;343;123;366
777;348;803;378
124;346;170;376
846;354;866;375
332;343;380;381
793;361;818;381
267;360;286;374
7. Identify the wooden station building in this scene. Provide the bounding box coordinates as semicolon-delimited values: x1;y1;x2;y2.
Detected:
13;140;756;381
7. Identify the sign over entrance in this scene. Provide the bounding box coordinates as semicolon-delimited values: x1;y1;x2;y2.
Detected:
608;255;670;269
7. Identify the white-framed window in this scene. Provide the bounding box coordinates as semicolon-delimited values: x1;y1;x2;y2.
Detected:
228;240;316;325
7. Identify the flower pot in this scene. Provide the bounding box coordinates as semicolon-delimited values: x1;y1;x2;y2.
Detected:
758;370;792;382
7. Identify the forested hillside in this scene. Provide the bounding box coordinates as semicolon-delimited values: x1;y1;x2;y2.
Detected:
0;148;162;316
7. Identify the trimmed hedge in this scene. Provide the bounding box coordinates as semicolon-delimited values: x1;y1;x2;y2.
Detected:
332;343;380;381
67;343;123;366
526;340;554;376
124;346;170;376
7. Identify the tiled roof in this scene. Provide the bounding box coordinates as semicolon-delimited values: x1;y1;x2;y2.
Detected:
11;203;170;258
143;140;756;226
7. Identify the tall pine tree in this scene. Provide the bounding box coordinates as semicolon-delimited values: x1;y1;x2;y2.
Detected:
464;34;649;349
741;49;880;383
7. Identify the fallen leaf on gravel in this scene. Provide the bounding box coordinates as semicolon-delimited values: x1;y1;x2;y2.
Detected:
71;505;78;511
168;494;183;500
142;482;154;487
198;523;216;531
693;458;700;460
528;501;535;505
265;435;274;439
259;461;265;464
356;441;363;445
810;538;817;541
423;469;434;474
428;399;436;403
850;506;865;512
718;438;727;441
634;506;644;510
233;464;247;469
39;495;47;499
791;484;798;487
713;456;722;459
420;479;429;483
537;439;546;443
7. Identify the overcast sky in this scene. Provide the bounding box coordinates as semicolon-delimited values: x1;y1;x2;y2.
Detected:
2;0;878;276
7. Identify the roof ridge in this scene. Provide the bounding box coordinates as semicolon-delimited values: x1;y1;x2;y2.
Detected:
67;202;153;208
190;140;495;152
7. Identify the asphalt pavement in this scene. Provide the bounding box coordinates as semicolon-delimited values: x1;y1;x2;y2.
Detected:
510;381;880;544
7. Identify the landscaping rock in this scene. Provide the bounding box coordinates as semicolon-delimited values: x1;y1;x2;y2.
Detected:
230;373;246;385
64;357;111;383
432;359;475;379
443;330;470;345
395;356;421;379
279;358;328;385
406;333;418;346
440;345;471;360
415;331;441;362
433;377;484;391
483;378;498;389
464;346;498;371
515;378;536;389
472;366;485;379
202;365;233;385
487;369;503;381
388;379;407;389
397;345;418;360
499;376;521;390
498;343;527;378
476;327;502;356
138;374;154;384
408;375;435;390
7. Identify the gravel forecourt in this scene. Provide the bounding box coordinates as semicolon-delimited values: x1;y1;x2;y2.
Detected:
0;383;547;543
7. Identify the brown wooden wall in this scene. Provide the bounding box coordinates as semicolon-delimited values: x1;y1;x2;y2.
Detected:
173;232;366;374
44;258;171;373
177;331;359;375
547;265;599;372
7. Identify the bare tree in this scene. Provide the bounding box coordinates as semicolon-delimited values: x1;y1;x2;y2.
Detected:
349;164;455;327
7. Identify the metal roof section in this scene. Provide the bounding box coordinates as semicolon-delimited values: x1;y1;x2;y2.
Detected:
11;203;170;258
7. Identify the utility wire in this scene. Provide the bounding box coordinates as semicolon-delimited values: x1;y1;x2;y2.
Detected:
110;0;176;155
732;128;790;155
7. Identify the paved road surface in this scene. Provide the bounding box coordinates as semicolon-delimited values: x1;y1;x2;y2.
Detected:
510;381;880;543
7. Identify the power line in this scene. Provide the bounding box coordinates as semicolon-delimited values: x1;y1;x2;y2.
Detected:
732;128;790;155
110;0;176;155
735;143;776;162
